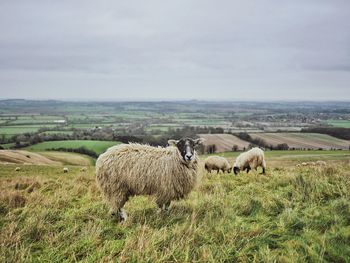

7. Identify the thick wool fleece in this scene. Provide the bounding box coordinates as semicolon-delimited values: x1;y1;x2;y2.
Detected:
204;156;231;173
234;147;266;170
95;143;200;212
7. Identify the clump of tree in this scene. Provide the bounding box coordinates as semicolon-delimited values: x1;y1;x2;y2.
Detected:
275;143;289;150
235;132;269;148
206;144;217;154
49;147;98;158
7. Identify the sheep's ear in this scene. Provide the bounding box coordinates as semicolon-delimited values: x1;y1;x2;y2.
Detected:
194;138;205;145
168;139;178;146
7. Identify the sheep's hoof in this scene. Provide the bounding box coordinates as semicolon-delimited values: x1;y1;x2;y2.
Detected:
110;209;128;222
157;203;171;213
119;210;128;221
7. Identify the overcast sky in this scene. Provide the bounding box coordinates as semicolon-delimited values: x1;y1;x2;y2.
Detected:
0;0;349;101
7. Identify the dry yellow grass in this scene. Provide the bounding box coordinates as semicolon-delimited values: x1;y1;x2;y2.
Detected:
0;150;93;166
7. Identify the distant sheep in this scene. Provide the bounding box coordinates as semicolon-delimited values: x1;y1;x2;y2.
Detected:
204;156;231;174
297;161;327;167
15;167;21;172
80;167;87;172
96;138;204;221
233;147;266;175
316;160;327;166
63;167;69;173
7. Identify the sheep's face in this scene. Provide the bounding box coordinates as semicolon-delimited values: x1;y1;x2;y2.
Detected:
233;166;240;175
168;138;204;162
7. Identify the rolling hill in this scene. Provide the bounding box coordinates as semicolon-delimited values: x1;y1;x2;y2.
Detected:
198;134;250;152
249;133;350;150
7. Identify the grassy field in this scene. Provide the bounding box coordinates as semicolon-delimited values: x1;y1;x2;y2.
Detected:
0;143;15;149
25;140;120;155
326;120;350;128
0;151;349;262
0;125;58;135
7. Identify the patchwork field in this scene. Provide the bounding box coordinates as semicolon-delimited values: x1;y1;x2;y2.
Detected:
1;152;349;262
25;140;120;155
198;134;250;152
249;133;350;150
0;125;58;136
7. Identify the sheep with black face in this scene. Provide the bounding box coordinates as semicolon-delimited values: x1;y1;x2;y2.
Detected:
95;138;204;221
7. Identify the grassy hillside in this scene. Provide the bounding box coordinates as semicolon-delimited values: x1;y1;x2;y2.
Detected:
39;151;94;166
1;155;349;262
25;140;120;155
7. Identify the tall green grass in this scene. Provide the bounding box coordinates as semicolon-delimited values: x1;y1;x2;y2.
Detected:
0;162;349;262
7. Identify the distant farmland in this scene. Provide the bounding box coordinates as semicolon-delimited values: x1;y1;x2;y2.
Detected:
249;133;350;150
326;119;350;128
25;140;120;155
198;134;250;152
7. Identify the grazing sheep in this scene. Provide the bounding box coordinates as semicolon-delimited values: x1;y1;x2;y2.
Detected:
63;167;69;173
301;162;308;166
15;167;21;172
309;161;316;166
296;164;301;167
204;156;231;174
233;147;266;175
96;138;204;221
80;167;87;172
316;160;327;166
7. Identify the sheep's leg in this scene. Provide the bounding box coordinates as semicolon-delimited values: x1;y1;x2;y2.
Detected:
261;160;266;175
108;193;129;222
156;199;171;212
246;166;251;173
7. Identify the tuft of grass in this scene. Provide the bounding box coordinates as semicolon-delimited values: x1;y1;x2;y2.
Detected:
0;162;350;262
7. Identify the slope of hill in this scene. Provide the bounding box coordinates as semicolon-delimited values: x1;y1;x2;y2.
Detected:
249;133;350;150
0;150;60;165
0;150;92;166
198;134;250;152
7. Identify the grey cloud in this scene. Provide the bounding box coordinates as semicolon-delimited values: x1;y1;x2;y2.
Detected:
0;0;349;100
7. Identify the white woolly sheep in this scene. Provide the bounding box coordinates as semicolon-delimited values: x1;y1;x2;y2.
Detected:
204;156;231;174
316;160;327;166
301;162;308;166
63;167;69;173
233;147;266;175
95;138;204;221
15;167;21;172
80;167;87;172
